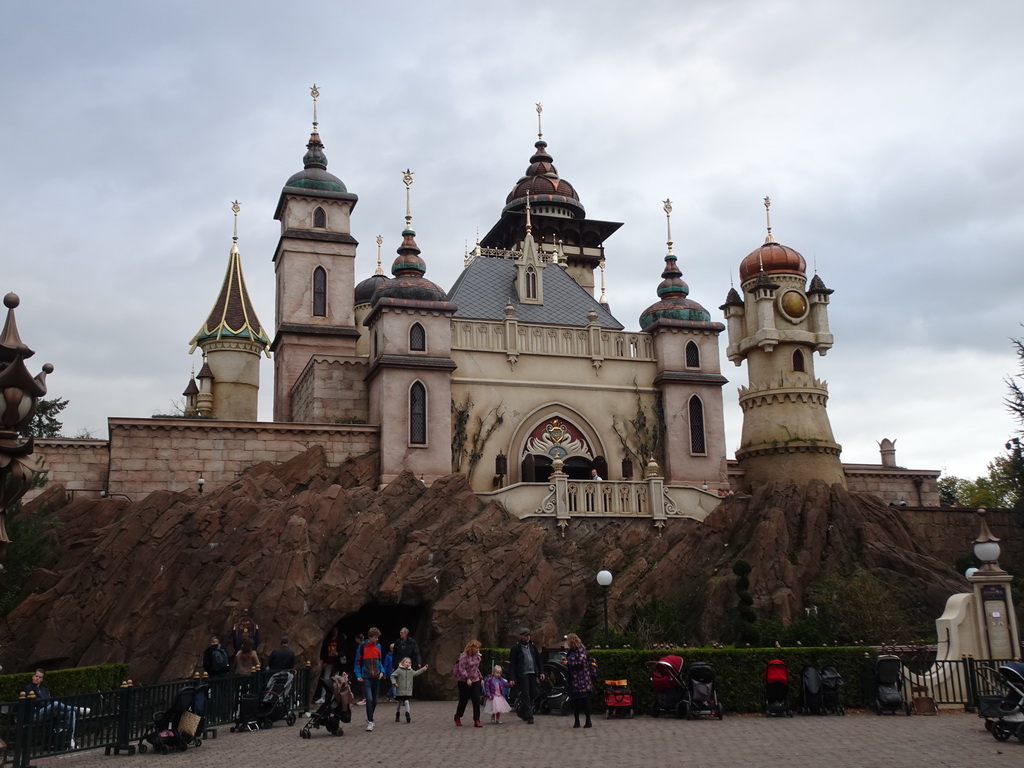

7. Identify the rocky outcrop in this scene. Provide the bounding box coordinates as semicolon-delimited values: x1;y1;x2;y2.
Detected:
2;449;966;692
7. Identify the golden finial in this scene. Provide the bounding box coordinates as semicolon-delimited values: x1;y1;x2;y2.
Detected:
375;235;383;275
231;200;241;246
310;84;320;130
663;198;674;256
525;193;533;234
763;196;775;244
536;102;543;139
599;258;607;303
402;169;414;230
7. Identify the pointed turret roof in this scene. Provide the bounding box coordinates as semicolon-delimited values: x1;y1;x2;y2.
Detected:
190;207;271;353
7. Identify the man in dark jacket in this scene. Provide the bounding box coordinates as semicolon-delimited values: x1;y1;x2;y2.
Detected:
267;636;297;671
392;627;422;668
202;636;231;677
507;628;545;724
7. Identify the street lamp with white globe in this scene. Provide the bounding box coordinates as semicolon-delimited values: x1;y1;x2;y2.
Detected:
596;570;613;647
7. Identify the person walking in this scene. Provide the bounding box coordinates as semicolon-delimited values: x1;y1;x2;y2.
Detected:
355;627;385;731
484;664;512;724
452;640;484;727
565;633;594;728
390;657;428;722
393;627;422;668
313;627;343;705
508;628;545;724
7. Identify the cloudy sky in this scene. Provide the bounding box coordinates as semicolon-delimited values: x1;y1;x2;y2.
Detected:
2;1;1021;480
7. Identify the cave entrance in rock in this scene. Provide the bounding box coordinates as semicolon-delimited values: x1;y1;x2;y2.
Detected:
328;604;429;666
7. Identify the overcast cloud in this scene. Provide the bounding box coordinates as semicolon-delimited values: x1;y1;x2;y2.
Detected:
2;0;1020;480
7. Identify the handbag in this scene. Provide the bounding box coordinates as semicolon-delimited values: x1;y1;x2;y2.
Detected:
178;710;201;737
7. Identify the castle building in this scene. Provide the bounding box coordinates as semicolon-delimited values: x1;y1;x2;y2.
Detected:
27;97;940;516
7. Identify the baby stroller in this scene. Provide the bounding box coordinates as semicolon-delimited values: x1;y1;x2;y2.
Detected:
300;673;353;739
684;661;724;720
648;654;686;718
871;655;910;715
977;662;1024;743
138;684;208;754
233;670;297;731
798;665;824;715
820;664;845;715
763;659;792;717
538;656;571;715
602;679;634;719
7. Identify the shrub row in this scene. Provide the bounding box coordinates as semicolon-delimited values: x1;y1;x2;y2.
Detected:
0;664;131;703
483;647;876;714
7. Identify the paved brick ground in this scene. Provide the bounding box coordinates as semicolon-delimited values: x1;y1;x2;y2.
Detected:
47;703;1021;768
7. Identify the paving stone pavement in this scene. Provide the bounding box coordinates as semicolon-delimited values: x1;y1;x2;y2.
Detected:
46;703;1021;768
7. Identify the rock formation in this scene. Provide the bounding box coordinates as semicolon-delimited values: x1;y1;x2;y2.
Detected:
1;447;965;693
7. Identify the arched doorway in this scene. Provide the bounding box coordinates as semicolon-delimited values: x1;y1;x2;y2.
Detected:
518;415;603;481
317;604;428;676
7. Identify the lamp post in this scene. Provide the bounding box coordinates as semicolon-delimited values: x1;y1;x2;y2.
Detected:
0;293;53;570
596;569;613;647
197;476;205;493
966;508;1020;660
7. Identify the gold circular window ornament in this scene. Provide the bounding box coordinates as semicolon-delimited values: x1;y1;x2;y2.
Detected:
780;290;808;320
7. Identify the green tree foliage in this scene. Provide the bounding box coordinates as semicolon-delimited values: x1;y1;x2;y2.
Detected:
22;396;68;438
0;477;57;616
940;456;1020;509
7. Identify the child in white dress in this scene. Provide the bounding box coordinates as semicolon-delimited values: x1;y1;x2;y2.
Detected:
483;664;512;723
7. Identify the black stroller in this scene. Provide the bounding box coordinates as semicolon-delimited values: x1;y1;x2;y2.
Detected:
820;664;845;715
798;665;824;715
871;655;910;715
233;670;297;731
763;659;792;717
683;661;724;720
138;684;208;754
977;662;1024;742
538;655;571;715
300;673;352;739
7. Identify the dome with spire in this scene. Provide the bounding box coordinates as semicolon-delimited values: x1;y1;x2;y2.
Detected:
639;252;711;330
503;139;585;218
738;241;806;283
283;131;349;194
371;228;449;306
355;273;389;305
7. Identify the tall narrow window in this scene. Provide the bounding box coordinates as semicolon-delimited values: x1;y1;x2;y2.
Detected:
313;206;327;228
312;266;327;316
685;341;701;368
792;349;805;372
526;266;537;299
410;322;426;351
689;395;706;454
410;382;427;445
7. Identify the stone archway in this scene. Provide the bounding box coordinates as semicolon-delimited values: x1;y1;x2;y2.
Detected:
321;604;429;675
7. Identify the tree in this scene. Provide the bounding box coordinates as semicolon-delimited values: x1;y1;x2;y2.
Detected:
1005;332;1024;512
940;457;1019;509
22;396;67;438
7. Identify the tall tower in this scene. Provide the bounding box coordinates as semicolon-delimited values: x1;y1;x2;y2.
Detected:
720;198;845;489
189;202;270;421
639;200;728;489
271;86;362;422
364;170;457;487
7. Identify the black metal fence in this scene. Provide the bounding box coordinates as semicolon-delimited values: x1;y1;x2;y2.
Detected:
0;667;311;768
864;655;1017;712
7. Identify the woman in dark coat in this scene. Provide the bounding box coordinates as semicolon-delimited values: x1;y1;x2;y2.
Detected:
565;633;594;728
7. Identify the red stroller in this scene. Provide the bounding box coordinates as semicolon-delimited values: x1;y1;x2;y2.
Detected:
647;654;686;718
763;659;792;717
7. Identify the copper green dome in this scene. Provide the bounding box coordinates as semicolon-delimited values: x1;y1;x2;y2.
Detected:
639;253;711;329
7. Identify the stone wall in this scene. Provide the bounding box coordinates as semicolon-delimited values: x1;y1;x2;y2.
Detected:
899;507;1022;568
26;419;380;501
27;439;110;501
844;464;941;506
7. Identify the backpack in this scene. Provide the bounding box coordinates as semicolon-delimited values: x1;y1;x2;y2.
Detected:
210;645;230;674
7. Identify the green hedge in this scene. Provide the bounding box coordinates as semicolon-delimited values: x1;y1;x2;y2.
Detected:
483;647;876;714
0;664;131;703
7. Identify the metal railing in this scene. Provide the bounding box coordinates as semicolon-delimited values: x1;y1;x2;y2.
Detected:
875;655;1017;712
0;667;311;767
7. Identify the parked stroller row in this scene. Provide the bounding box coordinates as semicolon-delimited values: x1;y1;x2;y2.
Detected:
648;655;724;720
763;659;845;717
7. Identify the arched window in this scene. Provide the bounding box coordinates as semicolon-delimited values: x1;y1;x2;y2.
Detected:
689;395;706;454
792;349;805;372
685;341;700;368
526;266;538;299
409;382;427;445
410;322;426;351
313;206;327;228
312;266;327;316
